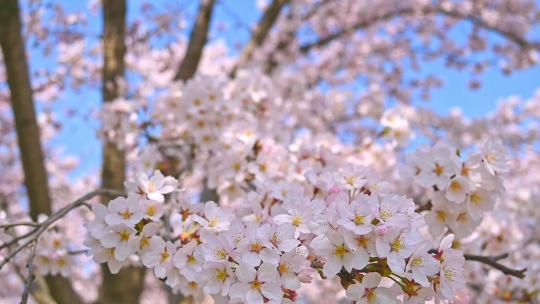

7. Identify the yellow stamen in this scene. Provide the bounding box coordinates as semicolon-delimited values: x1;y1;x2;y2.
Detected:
250;242;263;253
410;257;423;267
250;280;262;290
434;163;444;176
334;244;348;258
278;263;289;274
146;204;157;217
160;249;170;263
215;248;227;260
214;269;228;281
119;230;130;242
120;210;133;219
390;239;402;252
208;217;220;228
291;216;302;226
353;214;365;225
187;255;197;264
449;180;462;192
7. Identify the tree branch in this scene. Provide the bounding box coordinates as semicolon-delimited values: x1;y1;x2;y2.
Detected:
20;240;37;304
230;0;290;77
464;253;527;279
174;0;216;81
0;189;124;271
299;5;540;54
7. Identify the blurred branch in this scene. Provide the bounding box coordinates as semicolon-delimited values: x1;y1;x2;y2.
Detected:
20;240;37;304
231;0;290;77
299;5;540;54
174;0;216;81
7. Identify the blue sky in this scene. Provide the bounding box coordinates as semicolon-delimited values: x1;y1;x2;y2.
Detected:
29;0;540;178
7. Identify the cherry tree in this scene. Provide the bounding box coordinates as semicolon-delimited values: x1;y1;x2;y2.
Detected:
1;0;539;303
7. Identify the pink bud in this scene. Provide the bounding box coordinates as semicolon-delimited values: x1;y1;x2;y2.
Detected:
329;185;341;194
298;267;316;283
375;225;389;236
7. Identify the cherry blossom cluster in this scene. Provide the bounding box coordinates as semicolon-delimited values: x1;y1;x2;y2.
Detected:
83;164;471;303
401;139;508;239
33;230;75;277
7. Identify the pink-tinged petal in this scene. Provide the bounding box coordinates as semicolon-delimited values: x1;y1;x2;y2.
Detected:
412;269;430;287
282;273;300;290
246;289;264;304
236;264;257;283
279;239;300;252
229;283;249;300
258;263;279;282
108;259;123;274
242;252;262;267
160;185;175;194
363;272;382;288
142;252;159;268
346;283;365;299
387;254;406;274
273;214;292;225
104;214;123;226
190;214;209;227
322;256;342;278
260;248;280;265
100;233;120;248
147;192;164;203
260;283;283;301
154;266;167;278
204;280;221;294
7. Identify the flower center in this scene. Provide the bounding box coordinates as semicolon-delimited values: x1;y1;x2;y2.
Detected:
187;254;197;264
250;241;263;253
449;180;462;192
214;269;228;281
434;163;444;176
119;230;130;242
140;236;150;249
208;217;220;228
470;192;481;204
160;249;170;263
278;263;289;274
410;256;423;267
390;238;403;252
436;210;447;221
379;209;391;221
334;244;348;258
356;236;369;248
214;248;227;260
120;210;133;219
353;214;365;225
250;280;263;290
146;204;157;216
291;215;302;226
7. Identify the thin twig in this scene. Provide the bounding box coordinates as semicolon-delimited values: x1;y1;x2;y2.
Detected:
0;222;39;229
0;189;124;271
67;249;89;255
20;240;37;304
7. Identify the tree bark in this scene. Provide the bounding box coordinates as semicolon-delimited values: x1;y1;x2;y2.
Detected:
174;0;216;81
0;0;50;221
97;1;146;303
0;1;83;303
